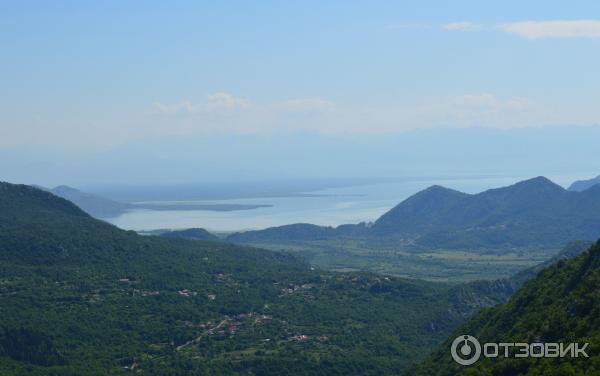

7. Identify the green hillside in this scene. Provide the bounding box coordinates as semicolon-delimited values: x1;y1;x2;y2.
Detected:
160;228;221;241
0;182;486;375
412;240;600;375
375;177;600;250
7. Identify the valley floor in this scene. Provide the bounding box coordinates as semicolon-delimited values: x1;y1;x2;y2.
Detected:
243;240;551;282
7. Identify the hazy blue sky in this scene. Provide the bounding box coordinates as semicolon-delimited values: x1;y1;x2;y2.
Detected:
2;1;600;186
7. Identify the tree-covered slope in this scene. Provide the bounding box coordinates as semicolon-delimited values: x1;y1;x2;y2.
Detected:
0;182;480;375
372;185;470;236
373;177;600;249
411;240;600;376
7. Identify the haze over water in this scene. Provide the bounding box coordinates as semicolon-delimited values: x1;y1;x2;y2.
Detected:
107;173;590;232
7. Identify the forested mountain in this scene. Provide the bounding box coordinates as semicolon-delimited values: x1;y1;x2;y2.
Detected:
0;182;495;375
227;223;366;243
411;240;600;375
569;174;600;192
229;177;600;251
160;228;221;241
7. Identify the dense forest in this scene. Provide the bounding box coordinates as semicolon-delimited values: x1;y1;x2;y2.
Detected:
0;182;508;375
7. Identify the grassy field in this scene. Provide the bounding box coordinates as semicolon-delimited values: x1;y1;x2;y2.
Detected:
245;240;551;283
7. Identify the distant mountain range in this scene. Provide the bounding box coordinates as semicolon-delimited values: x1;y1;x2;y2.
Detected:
34;185;271;219
568;174;600;192
228;177;600;250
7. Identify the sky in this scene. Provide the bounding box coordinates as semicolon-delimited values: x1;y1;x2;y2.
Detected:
2;1;600;187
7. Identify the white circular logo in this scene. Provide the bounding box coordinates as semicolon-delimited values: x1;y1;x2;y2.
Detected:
451;335;482;365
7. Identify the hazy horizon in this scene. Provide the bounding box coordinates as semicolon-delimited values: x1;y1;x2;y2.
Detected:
3;126;600;188
3;1;600;188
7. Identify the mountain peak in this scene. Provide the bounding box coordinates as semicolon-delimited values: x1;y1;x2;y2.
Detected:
372;184;469;234
423;184;454;192
161;228;220;241
491;176;565;197
515;176;562;188
415;184;468;198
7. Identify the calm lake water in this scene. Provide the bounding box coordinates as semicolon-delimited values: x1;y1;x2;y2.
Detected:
106;173;592;232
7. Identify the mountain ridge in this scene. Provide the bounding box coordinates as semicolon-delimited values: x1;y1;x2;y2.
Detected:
568;174;600;192
227;176;600;251
160;228;221;241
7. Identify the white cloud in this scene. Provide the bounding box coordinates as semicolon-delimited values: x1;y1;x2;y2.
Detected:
413;93;540;129
1;91;593;149
498;20;600;39
149;92;565;135
443;22;482;32
205;92;250;111
441;19;600;39
155;92;249;114
280;98;335;112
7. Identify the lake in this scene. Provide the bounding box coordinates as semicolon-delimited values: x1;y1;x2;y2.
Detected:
106;173;591;232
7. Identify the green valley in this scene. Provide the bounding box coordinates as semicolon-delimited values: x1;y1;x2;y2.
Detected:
0;182;510;375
